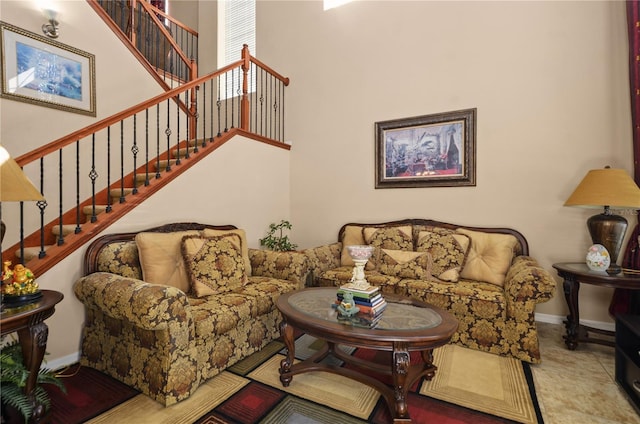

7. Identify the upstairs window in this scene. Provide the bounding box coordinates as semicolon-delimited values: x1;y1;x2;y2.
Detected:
218;0;256;99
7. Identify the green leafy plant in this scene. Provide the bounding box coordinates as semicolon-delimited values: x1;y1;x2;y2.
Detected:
259;220;298;251
1;338;65;422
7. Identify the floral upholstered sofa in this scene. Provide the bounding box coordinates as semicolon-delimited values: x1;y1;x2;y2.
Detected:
303;219;556;364
74;223;309;406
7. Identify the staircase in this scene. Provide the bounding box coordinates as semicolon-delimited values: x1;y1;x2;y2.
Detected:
88;0;199;89
1;45;290;280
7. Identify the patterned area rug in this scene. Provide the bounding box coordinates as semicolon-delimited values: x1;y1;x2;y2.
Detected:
47;335;543;424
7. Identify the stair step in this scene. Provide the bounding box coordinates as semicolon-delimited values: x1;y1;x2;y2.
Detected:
15;245;54;262
52;224;80;237
170;147;196;159
82;205;108;219
134;173;159;185
155;159;177;171
109;188;134;199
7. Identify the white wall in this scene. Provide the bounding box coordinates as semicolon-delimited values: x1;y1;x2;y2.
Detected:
256;0;634;323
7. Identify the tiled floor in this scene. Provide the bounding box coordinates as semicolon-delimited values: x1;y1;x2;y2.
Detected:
532;322;639;424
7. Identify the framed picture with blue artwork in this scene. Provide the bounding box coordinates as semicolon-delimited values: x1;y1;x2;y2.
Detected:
375;108;476;188
0;21;96;116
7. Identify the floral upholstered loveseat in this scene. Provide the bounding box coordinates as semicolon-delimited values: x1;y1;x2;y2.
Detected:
74;223;309;406
303;219;556;364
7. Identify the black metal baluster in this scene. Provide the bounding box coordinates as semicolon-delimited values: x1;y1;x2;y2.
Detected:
202;81;207;147
281;80;286;142
191;90;199;153
224;72;229;133
38;158;47;258
119;121;126;203
57;148;64;246
165;99;173;167
132;114;139;194
217;76;222;137
19;202;25;264
89;134;98;222
270;73;275;140
260;68;265;136
106;127;112;213
75;140;81;233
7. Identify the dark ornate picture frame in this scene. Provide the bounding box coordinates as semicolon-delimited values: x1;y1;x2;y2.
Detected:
0;21;96;116
375;108;476;188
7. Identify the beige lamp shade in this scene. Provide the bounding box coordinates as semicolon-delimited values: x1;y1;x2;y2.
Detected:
0;146;44;202
564;168;640;209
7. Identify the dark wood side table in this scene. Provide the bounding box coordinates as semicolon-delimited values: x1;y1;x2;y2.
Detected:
0;290;64;424
553;263;640;350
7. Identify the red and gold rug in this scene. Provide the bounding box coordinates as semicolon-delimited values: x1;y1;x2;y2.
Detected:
47;335;543;424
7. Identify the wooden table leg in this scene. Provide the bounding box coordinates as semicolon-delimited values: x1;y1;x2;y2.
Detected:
17;321;49;423
562;276;580;350
391;341;411;421
279;320;295;387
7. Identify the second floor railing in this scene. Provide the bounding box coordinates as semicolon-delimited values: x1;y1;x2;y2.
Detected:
92;0;198;85
0;46;289;278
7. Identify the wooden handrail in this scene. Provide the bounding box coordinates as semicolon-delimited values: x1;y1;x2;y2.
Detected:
15;61;243;167
250;56;290;86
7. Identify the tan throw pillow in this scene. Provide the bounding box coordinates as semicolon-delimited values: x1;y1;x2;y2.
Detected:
135;230;200;293
340;225;367;267
456;228;518;287
201;228;251;276
416;230;470;282
378;249;432;280
182;234;247;297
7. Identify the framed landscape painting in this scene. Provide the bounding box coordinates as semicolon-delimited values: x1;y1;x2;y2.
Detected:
0;21;96;116
375;108;476;188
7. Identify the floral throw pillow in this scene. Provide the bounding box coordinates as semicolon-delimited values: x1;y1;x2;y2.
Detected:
363;226;413;269
181;234;247;297
377;249;432;280
415;230;470;282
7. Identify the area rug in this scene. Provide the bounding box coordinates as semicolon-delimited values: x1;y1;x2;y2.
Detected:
47;335;543;424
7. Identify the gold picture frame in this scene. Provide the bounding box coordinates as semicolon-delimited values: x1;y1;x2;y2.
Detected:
0;21;96;116
375;108;476;188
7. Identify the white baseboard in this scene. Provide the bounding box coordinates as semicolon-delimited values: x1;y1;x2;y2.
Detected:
535;312;615;332
45;351;80;372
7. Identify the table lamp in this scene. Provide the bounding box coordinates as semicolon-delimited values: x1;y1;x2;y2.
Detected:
564;166;640;274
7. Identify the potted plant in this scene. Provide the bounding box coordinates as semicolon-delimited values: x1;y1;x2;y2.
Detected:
1;337;65;423
259;220;298;251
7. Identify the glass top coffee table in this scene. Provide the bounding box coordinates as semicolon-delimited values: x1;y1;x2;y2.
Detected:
276;287;458;423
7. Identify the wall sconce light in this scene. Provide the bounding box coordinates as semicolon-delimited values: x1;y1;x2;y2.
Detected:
41;8;59;38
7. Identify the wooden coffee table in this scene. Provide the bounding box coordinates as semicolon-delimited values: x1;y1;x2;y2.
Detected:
276;287;458;423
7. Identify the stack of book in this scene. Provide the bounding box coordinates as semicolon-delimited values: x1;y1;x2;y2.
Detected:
335;284;387;327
